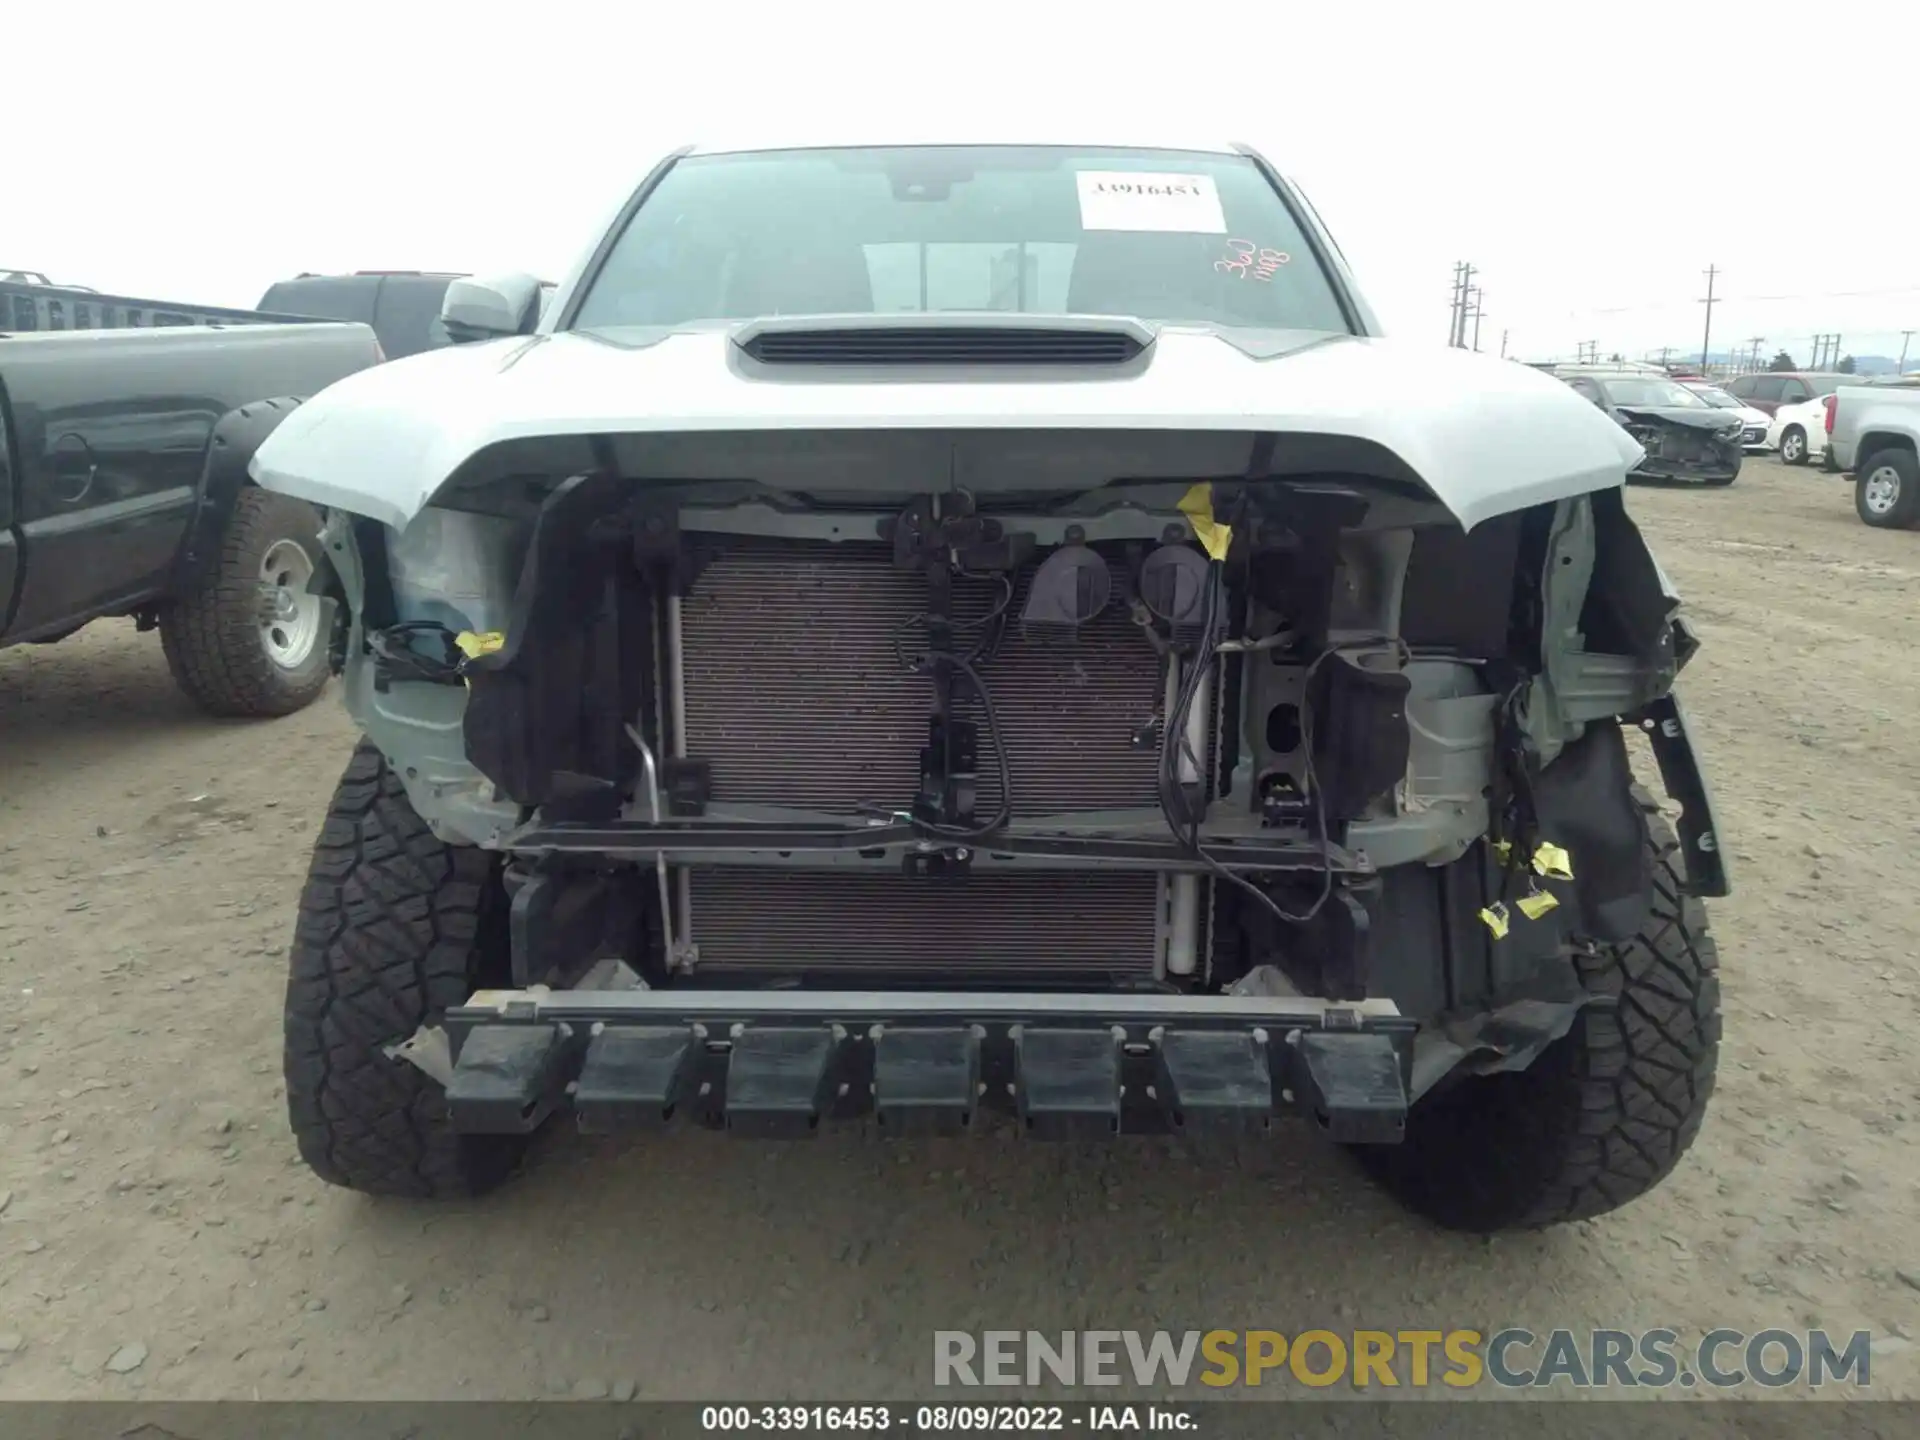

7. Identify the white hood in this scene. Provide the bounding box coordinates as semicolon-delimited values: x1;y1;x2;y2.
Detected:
251;324;1643;533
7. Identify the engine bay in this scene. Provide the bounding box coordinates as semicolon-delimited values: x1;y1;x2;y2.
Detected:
339;462;1556;1010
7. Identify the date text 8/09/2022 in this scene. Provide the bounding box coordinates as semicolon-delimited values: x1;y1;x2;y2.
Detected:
700;1405;1196;1431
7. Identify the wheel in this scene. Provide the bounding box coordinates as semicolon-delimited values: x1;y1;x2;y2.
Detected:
1779;426;1808;466
160;487;333;718
283;742;526;1198
1357;793;1721;1233
1855;449;1920;528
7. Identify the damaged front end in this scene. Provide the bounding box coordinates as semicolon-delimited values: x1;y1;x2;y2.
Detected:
302;417;1726;1142
1618;407;1744;484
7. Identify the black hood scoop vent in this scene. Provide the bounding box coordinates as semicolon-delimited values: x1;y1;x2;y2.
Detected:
733;314;1151;367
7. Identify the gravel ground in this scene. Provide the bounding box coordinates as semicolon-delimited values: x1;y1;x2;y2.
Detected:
1;457;1917;1403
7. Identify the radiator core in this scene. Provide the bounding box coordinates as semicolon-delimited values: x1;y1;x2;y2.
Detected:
687;868;1162;978
677;539;1165;818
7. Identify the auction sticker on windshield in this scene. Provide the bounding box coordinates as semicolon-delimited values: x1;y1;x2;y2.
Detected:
1076;172;1227;233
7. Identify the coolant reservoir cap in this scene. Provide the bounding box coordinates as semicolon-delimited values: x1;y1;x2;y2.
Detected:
1021;544;1112;627
1139;544;1209;626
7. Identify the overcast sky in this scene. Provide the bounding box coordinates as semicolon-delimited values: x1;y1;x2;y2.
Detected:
10;1;1918;367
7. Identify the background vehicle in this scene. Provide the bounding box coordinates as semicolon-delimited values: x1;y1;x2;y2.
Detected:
1;274;312;333
1766;393;1831;466
1;305;383;716
259;272;560;360
255;140;1727;1237
1723;371;1859;416
1678;379;1771;451
1827;382;1920;528
1555;366;1744;483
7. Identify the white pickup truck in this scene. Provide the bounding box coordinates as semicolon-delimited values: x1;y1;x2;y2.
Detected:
1827;381;1920;527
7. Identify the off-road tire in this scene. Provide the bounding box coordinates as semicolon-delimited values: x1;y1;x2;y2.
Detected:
1855;448;1920;529
1359;795;1721;1233
160;487;332;718
283;742;525;1199
1779;425;1808;466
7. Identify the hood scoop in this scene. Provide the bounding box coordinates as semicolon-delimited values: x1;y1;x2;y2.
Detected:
733;314;1151;367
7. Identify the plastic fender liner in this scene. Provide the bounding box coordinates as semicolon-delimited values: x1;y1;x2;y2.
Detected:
1529;721;1653;943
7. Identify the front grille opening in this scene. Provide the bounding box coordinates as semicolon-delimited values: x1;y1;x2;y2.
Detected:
739;326;1145;366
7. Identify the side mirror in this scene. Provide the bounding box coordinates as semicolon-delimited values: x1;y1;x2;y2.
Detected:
441;273;544;344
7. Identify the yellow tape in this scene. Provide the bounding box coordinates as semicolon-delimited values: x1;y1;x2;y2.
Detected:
1477;902;1511;940
1531;841;1573;881
1516;890;1560;921
1177;483;1233;562
454;631;506;661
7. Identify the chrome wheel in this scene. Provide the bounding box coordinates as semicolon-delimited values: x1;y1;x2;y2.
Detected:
259;539;322;670
1863;465;1903;517
1781;430;1804;463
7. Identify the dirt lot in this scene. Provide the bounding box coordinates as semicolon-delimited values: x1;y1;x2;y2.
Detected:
2;456;1918;1403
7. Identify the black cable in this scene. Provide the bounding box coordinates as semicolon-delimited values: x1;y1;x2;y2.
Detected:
1153;570;1350;930
889;571;1014;669
907;649;1013;841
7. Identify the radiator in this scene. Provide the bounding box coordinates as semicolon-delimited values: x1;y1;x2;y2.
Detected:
677;539;1165;818
687;868;1162;979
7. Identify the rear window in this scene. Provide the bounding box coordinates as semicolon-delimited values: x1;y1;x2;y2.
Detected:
261;276;378;326
372;277;456;358
571;146;1351;334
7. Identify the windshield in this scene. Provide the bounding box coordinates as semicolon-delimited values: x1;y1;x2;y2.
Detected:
1687;386;1741;409
1607;378;1709;408
570;146;1352;333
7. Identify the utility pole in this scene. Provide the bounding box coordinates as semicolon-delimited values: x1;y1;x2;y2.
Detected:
1447;263;1463;345
1469;288;1484;352
1901;330;1914;375
1747;337;1764;375
1448;262;1477;348
1500;328;1509;359
1698;264;1719;370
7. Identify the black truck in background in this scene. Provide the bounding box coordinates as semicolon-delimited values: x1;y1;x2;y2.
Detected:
1;277;384;718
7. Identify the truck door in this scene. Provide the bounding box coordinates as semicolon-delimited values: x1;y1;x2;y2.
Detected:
0;333;210;641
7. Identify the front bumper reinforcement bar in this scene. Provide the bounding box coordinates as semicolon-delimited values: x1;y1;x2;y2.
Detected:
442;988;1416;1145
505;819;1367;876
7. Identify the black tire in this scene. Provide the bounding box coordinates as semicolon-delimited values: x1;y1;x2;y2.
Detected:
1855;448;1920;529
1358;795;1721;1233
1779;425;1808;466
160;487;333;718
283;742;525;1199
